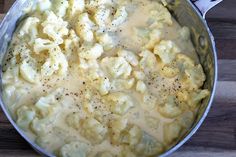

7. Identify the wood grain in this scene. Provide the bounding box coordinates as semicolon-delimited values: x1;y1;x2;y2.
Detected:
215;39;236;60
208;21;236;40
3;0;15;13
171;150;236;157
0;0;3;13
1;0;236;156
206;0;236;21
218;60;236;81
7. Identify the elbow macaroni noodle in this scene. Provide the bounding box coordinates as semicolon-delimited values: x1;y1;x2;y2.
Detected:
2;0;210;156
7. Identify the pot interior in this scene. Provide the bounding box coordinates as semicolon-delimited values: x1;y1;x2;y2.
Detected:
0;0;217;156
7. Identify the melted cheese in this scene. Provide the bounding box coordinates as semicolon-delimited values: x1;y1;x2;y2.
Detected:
2;0;209;156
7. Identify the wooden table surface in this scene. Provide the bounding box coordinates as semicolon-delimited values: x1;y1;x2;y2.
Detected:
0;0;236;157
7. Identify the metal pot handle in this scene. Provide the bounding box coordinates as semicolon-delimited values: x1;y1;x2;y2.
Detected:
191;0;223;18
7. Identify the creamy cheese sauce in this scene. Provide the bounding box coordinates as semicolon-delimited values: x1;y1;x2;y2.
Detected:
118;1;198;62
2;0;209;156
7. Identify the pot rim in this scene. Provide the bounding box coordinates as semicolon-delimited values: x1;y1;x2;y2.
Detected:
0;0;218;157
160;0;218;156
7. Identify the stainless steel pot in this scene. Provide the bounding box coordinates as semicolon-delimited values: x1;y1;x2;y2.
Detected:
0;0;222;156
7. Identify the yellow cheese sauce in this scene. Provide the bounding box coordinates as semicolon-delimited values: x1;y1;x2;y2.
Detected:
2;0;209;156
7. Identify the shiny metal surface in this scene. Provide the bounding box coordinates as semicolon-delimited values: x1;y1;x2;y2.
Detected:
0;1;58;156
0;0;220;157
192;0;223;18
161;0;219;156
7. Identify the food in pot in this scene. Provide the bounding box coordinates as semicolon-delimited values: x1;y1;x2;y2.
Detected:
2;0;209;156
